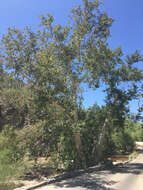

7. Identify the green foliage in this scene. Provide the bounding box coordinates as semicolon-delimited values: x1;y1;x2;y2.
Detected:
128;151;138;161
0;150;24;182
0;125;24;162
81;105;105;165
0;126;25;185
111;130;135;153
125;119;143;141
0;0;142;176
0;183;15;190
18;121;48;162
1;87;31;129
51;128;77;170
0;70;33;130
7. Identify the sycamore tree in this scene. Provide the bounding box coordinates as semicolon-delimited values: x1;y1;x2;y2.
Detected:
1;0;142;167
1;0;114;167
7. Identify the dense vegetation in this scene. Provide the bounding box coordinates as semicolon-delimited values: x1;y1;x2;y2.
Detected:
0;0;143;186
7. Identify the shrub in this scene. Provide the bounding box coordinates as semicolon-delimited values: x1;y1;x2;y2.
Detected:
0;150;24;182
0;126;25;185
18;121;48;162
0;183;15;190
112;130;135;153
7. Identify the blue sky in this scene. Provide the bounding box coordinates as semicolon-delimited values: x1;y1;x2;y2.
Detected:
1;0;143;113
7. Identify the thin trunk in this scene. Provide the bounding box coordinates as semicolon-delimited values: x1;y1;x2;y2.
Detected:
73;86;78;122
95;96;118;162
95;117;109;162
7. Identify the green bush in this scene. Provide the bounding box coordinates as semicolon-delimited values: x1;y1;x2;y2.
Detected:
112;130;135;153
18;121;48;162
124;120;143;141
0;183;15;190
0;149;25;190
0;126;25;185
0;125;24;162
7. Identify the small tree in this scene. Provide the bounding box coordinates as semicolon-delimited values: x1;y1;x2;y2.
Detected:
86;44;143;161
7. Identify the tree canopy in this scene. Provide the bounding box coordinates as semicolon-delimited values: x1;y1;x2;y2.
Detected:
0;0;143;172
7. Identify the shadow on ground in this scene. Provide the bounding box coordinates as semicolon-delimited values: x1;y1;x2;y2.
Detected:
111;150;143;175
53;163;143;190
52;151;143;190
112;162;143;175
19;151;143;190
53;172;116;190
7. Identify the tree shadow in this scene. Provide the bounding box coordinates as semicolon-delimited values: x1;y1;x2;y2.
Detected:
51;166;118;190
21;165;57;180
21;152;143;189
53;172;116;190
52;153;143;190
112;162;143;175
110;150;143;175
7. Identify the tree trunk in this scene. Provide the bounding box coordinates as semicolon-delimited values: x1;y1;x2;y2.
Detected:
95;97;117;162
96;117;109;162
73;87;78;122
72;78;84;167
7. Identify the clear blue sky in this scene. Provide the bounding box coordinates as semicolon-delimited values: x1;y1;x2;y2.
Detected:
1;0;143;113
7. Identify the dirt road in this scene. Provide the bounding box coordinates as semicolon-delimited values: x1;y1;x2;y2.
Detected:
17;151;143;190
